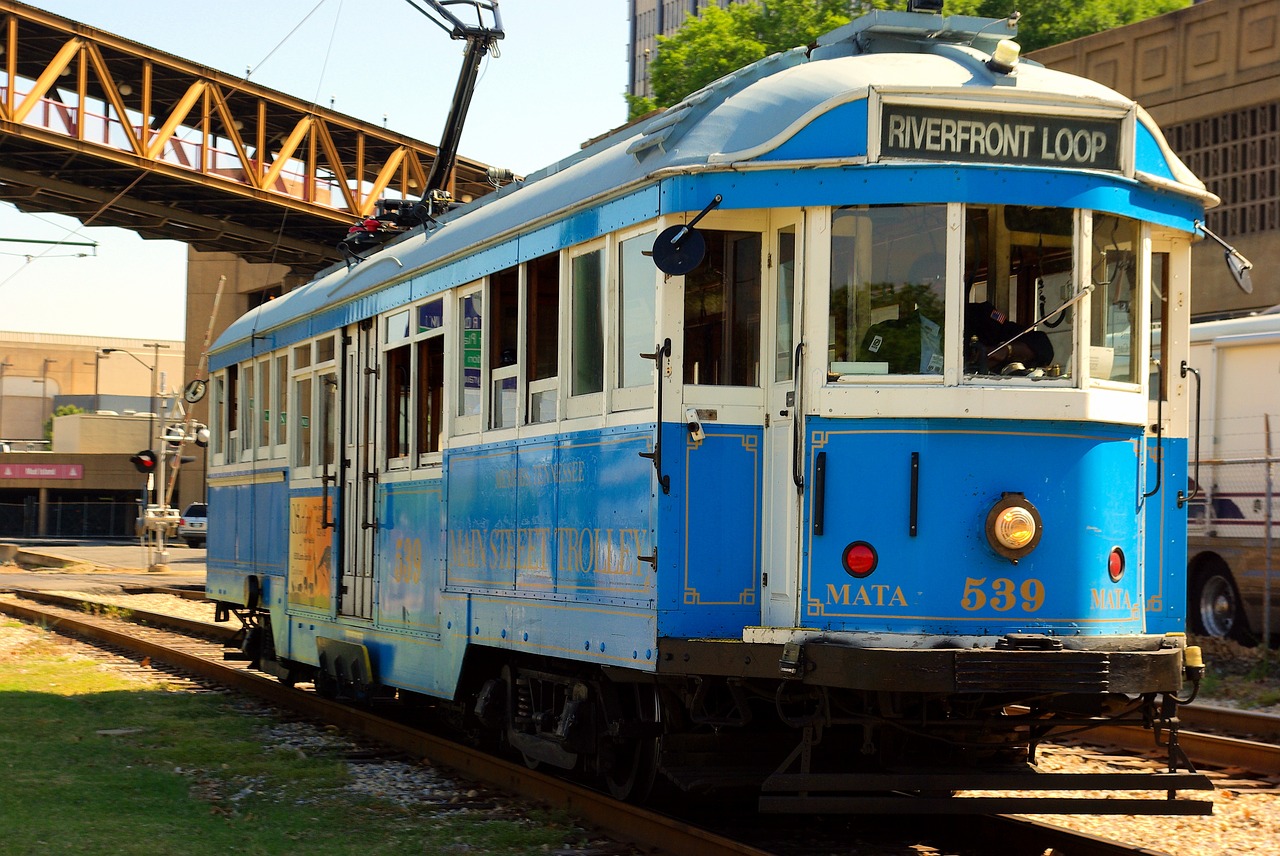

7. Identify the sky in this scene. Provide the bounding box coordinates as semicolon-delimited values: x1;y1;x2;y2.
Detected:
0;1;632;340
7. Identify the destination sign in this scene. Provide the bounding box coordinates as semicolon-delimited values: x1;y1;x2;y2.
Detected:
880;104;1122;172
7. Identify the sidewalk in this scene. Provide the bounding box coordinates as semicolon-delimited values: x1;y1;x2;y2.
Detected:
0;541;205;593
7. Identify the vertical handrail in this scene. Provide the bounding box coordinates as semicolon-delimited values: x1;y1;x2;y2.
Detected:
1144;362;1164;500
639;339;672;495
792;343;804;492
1177;361;1202;509
321;375;338;529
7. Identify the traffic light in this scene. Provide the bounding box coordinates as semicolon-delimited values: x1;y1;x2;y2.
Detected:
130;449;158;474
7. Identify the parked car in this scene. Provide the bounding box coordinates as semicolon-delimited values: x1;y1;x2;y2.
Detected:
178;502;207;547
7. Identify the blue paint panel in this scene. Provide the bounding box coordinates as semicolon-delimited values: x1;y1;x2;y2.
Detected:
1144;437;1189;633
205;476;289;604
801;418;1148;636
444;426;657;606
377;479;447;635
657;423;763;638
761;99;869;161
659;165;1202;231
1135;123;1177;182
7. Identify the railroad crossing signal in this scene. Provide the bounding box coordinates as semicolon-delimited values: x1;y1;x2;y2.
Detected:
129;449;158;474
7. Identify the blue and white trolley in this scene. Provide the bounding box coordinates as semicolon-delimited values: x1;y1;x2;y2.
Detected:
206;8;1216;814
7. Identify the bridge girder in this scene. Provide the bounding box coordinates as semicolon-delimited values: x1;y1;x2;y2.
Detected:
0;1;497;274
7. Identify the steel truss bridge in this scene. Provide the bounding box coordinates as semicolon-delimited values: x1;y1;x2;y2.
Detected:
0;0;495;274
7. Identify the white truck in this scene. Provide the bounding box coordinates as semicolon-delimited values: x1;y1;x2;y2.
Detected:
1186;312;1280;642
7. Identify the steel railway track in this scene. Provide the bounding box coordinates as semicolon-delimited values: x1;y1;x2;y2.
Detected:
4;588;1271;856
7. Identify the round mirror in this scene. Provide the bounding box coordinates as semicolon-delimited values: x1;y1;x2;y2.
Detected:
651;225;706;276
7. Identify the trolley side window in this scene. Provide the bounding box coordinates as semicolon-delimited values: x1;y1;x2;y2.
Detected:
571;248;605;398
828;206;946;379
1149;251;1169;402
963;205;1074;380
457;288;483;432
526;253;560;423
294;376;313;469
256;359;271;452
385;309;413;465
619;230;658;391
241;360;255;459
1091;213;1140;385
274;354;288;452
490;266;520;430
684;229;762;386
416;299;445;457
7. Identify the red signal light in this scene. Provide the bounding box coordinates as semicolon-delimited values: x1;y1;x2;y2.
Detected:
1108;547;1125;583
842;541;878;578
129;449;158;474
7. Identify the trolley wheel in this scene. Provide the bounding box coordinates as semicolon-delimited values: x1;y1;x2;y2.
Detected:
603;684;662;802
1190;566;1249;642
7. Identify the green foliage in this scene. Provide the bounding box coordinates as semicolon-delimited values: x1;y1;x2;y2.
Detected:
639;0;1192;111
43;403;86;442
625;92;659;122
648;0;851;108
946;0;1191;53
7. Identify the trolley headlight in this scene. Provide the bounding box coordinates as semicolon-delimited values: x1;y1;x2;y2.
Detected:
985;493;1043;562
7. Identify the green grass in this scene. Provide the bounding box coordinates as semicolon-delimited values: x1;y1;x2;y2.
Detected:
0;625;592;856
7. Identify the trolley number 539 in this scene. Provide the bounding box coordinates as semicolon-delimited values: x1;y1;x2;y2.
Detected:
393;537;423;584
960;577;1044;612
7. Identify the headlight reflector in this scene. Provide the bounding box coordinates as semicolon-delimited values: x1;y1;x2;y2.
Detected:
985;493;1043;561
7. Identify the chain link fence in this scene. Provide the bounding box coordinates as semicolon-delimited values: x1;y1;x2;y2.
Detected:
1189;456;1277;644
0;498;140;539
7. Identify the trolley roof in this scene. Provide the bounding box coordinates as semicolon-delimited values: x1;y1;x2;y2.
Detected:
212;11;1210;364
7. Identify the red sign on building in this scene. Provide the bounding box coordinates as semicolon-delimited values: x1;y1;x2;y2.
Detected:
0;463;84;480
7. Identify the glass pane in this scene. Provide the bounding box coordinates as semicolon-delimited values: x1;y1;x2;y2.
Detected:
387;310;411;344
274;355;288;446
418;299;444;333
211;375;224;457
321;373;337;467
295;377;312;468
1091;213;1140;384
526;254;559;422
572;250;604;396
775;226;796;382
385;345;411;458
491;375;517;428
963;205;1073;379
257;361;270;449
293;343;311;369
1149;252;1169;401
416;337;444;454
685;230;762;386
459;293;483;418
619;232;656;388
242;363;256;443
316;336;335;363
828;207;945;377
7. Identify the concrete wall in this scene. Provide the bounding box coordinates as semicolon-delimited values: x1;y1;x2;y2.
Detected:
1032;0;1280;318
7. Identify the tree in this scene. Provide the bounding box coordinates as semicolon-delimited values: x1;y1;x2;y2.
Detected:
945;0;1189;53
631;0;853;120
43;404;86;442
629;0;1191;119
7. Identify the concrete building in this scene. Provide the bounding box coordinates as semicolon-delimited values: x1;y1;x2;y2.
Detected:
0;332;194;538
1033;0;1279;319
